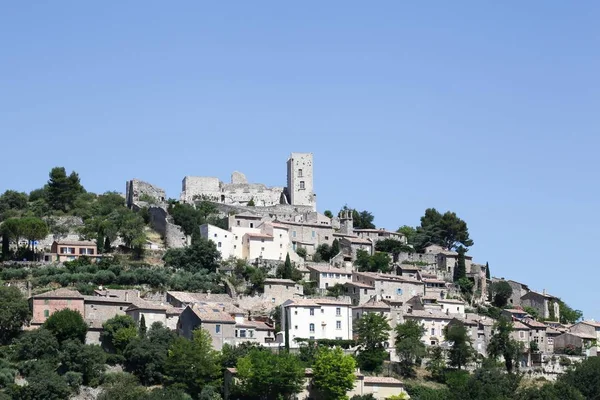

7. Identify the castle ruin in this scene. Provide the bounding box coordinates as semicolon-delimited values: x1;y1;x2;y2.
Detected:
180;152;316;211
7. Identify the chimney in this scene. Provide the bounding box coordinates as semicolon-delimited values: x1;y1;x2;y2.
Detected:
125;292;129;302
207;290;211;299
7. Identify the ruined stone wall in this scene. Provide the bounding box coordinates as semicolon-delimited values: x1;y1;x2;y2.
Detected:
147;206;188;249
126;179;166;208
181;176;285;207
214;203;314;221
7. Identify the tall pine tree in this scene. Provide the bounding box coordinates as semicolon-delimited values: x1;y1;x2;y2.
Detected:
485;262;490;280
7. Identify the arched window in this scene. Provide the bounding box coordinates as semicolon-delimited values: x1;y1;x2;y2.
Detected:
309;323;315;332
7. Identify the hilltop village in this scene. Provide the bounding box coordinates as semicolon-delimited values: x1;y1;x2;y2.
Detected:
0;152;594;399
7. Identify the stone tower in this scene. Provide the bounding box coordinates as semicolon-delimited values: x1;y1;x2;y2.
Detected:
286;152;316;211
339;209;354;235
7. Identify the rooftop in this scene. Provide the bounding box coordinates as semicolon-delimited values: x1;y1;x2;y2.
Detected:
306;264;349;274
189;305;235;323
53;240;97;247
32;288;83;299
405;309;453;320
167;291;233;304
264;278;297;285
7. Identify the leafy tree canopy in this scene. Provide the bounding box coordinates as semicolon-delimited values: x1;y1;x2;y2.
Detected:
0;286;31;344
43;308;88;344
414;208;473;251
312;347;356;400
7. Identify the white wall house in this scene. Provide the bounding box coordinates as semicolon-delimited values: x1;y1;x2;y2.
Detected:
281;298;353;348
307;264;353;290
438;299;466;316
201;221;301;263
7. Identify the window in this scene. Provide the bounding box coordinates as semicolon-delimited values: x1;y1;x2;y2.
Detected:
261;247;265;251
364;289;368;294
310;308;315;316
519;331;524;339
336;337;342;340
309;336;315;340
336;321;342;330
237;220;240;226
325;236;329;240
44;299;49;305
312;230;315;238
240;329;247;338
292;231;297;238
336;307;341;316
280;244;282;248
299;181;305;190
329;273;333;278
309;323;315;332
335;274;340;278
272;298;276;303
322;273;327;278
44;310;49;318
218;242;222;248
431;328;435;335
214;233;217;238
234;245;237;249
298;169;303;177
321;309;324;313
250;223;254;228
396;288;403;295
295;310;298;315
216;324;221;333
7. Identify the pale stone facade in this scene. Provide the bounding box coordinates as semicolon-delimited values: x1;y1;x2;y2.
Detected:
352;271;424;305
286;152;316;211
307;264;353;290
281;298;353;348
403;309;453;346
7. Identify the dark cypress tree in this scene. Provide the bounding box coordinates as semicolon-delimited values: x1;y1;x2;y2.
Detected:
485;262;490;280
330;239;340;258
283;253;293;279
454;246;467;282
139;314;147;337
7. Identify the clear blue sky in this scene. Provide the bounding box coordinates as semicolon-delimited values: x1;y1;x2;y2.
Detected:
2;2;599;318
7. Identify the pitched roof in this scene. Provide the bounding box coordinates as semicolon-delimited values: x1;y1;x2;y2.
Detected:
579;320;600;328
33;288;83;299
264;278;297;284
126;298;168;311
353;298;390;310
54;240;97;247
438;298;465;305
362;376;403;385
284;297;352;307
93;288;140;301
245;232;273;239
167;291;233;304
512;321;529;330
521;318;547;329
354;271;423;284
188;305;235;323
405;309;453;320
398;264;421;271
344;281;375;289
306;264;349;273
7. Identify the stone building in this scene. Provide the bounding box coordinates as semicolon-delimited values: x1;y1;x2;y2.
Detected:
180;152;316;211
307;264;353;291
449;314;495;356
47;240;98;263
568;320;600;343
403;309;453;346
521;290;560;321
262;278;304;305
177;305;237;350
344;281;377;306
353;229;406;245
504;279;530;307
352;272;424;305
30;288;85;326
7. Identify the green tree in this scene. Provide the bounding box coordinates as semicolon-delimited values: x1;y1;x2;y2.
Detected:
453;246;467;282
451;365;521;400
355;313;391;373
445;322;474;370
339;206;375;229
485;262;490;280
487;318;522;373
331;238;340;257
43;308;88;343
558;299;583;324
491;281;513;308
375;238;414;259
517;382;583;400
235;348;305;400
312;347;356;400
324;210;333;219
20;217;49;249
47;167;85;212
425;346;446;382
139;315;147;337
101;315;138;354
395;319;426;377
0;286;31;344
59;339;106;386
98;372;147;400
123;322;177;385
415;208;473;251
163;237;221;273
276;253;302;282
558;356;600;399
165;329;221;394
13;328;60;362
9;368;71;400
397;225;417;245
327;283;346;298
